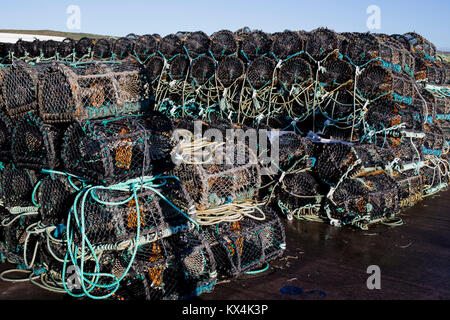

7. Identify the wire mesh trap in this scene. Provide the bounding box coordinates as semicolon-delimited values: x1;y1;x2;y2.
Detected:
0;110;13;162
270;30;303;60
392;170;424;208
38;60;151;123
0;162;40;209
2;62;49;118
276;171;323;221
304;28;339;60
11;112;65;170
110;229;216;300
239;30;272;61
159;34;184;59
172;141;261;210
325;171;400;229
62;113;174;185
210;30;238;59
67;176;196;250
202;206;285;277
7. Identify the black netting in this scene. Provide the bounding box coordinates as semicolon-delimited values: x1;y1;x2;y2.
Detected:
278;56;313;89
38;60;150;123
62;113;174;185
209;30;238;59
168;55;190;81
203;206;285;277
305;28;339;59
92;38;112;59
112;37;134;60
134;34;158;59
159;34;183;59
0;110;13;162
145;55;165;84
58;38;75;58
2;62;49;118
270;30;302;60
114;229;216;300
239;30;272;61
11;112;65;170
42;40;58;59
318;53;354;91
278;132;314;171
216;56;245;87
69;177;195;248
394;170;424;208
0;162;40;208
184;31;210;58
75;37;94;59
247;56;275;89
191;55;216;85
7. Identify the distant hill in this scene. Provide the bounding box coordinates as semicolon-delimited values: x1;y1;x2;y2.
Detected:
0;29;114;40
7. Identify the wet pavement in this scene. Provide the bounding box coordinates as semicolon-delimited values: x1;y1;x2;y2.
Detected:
1;190;449;300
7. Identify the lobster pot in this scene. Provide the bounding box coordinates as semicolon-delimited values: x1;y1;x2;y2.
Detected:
246;56;276;90
58;38;76;60
304;28;339;60
112;229;217;300
270;30;303;60
11;112;65;170
414;57;446;84
62;113;174;185
203;206;285;277
184;31;210;58
277;171;323;220
278;56;313;94
69;177;195;248
422;165;449;194
356;63;416;103
190;55;216;86
393;170;424;208
422;89;450;129
38;60;151;123
325;172;400;228
216;56;245;89
35;174;82;227
173;143;261;210
159;34;184;59
317;52;354;92
315;143;392;185
0;209;39;265
372;34;415;76
376;133;424;166
0;162;40;208
239;30;272;61
423;123;446;157
0;110;13;162
278;132;315;172
2;62;49;118
364;100;425;133
403;32;437;57
92;38;113;60
209;30;238;60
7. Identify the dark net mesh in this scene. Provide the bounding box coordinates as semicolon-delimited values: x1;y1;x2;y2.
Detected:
184;31;211;58
113;229;216;300
270;30;302;60
247;56;276;89
145;55;165;84
75;37;94;59
172;142;261;210
62;113;174;185
168;54;190;81
0;110;13;162
42;40;58;59
278;132;314;171
58;38;75;59
240;30;272;61
209;30;238;59
112;37;134;60
393;170;424;208
2;62;49;118
69;176;195;248
216;56;245;87
203;206;285;277
38;60;150;123
92;38;113;59
191;55;216;85
159;34;183;59
318;53;354;91
305;28;339;59
11;112;65;170
278;56;313;89
0;162;40;208
134;34;158;59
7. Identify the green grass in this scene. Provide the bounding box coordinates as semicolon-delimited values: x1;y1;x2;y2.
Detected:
0;29;114;40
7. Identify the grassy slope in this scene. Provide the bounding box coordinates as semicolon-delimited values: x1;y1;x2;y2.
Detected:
0;29;113;40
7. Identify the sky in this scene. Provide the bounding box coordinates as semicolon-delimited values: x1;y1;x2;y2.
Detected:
0;0;449;49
